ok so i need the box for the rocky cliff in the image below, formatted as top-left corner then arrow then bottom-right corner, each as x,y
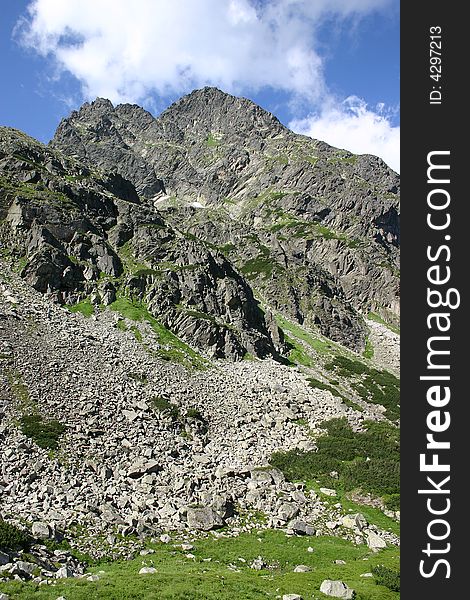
50,87 -> 400,353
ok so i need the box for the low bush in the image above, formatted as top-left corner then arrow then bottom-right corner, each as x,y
20,414 -> 66,450
0,519 -> 30,551
372,565 -> 400,592
270,417 -> 399,503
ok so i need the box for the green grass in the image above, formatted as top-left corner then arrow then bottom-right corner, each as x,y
363,338 -> 374,359
307,377 -> 362,412
275,315 -> 331,355
240,256 -> 277,280
206,133 -> 220,147
67,300 -> 95,318
0,529 -> 399,600
372,565 -> 400,592
151,396 -> 180,420
19,414 -> 67,450
324,357 -> 400,421
109,296 -> 208,369
285,335 -> 315,368
271,418 -> 400,508
368,312 -> 400,335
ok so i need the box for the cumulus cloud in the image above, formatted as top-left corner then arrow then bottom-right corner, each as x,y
17,0 -> 391,102
290,97 -> 400,172
16,0 -> 398,167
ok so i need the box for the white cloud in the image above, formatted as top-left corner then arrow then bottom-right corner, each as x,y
18,0 -> 392,102
290,96 -> 400,172
16,0 -> 398,168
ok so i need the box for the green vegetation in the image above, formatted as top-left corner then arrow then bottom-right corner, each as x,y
0,519 -> 30,551
206,133 -> 220,147
67,299 -> 95,318
325,356 -> 400,421
19,414 -> 67,450
271,417 -> 399,507
6,369 -> 66,450
109,296 -> 208,369
151,396 -> 180,420
372,565 -> 400,592
276,315 -> 331,355
307,377 -> 362,412
0,529 -> 399,600
0,175 -> 77,211
368,312 -> 400,335
363,337 -> 374,359
285,335 -> 314,368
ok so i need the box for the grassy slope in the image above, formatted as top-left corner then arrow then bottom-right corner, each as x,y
0,530 -> 399,600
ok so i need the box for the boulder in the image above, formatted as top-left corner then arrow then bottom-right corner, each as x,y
294,564 -> 311,572
320,580 -> 355,599
287,519 -> 316,536
32,521 -> 51,539
186,507 -> 224,531
366,530 -> 387,551
139,567 -> 157,574
341,513 -> 367,531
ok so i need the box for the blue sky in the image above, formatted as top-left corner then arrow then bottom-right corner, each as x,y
0,0 -> 399,171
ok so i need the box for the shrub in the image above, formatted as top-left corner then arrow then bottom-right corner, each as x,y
20,414 -> 66,450
151,396 -> 180,420
0,519 -> 30,551
270,417 -> 399,503
372,565 -> 400,592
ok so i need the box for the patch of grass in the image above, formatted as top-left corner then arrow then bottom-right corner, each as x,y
275,315 -> 331,355
0,529 -> 399,600
307,377 -> 362,412
372,565 -> 400,592
67,300 -> 95,318
324,357 -> 400,421
0,519 -> 30,551
109,296 -> 209,369
270,418 -> 399,506
130,325 -> 143,342
363,337 -> 374,359
151,396 -> 180,420
116,319 -> 128,331
285,335 -> 315,368
368,312 -> 400,335
240,255 -> 276,280
206,133 -> 220,147
20,414 -> 66,450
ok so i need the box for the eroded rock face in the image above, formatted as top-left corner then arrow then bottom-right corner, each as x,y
0,126 -> 283,360
51,87 -> 400,351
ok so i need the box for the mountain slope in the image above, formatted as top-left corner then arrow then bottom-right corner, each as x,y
52,87 -> 400,352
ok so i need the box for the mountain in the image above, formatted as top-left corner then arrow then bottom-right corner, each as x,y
0,89 -> 400,594
51,87 -> 400,353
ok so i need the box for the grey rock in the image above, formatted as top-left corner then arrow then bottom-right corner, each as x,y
293,564 -> 311,572
139,567 -> 157,574
320,580 -> 355,599
366,530 -> 387,551
186,507 -> 224,531
283,595 -> 303,600
287,519 -> 316,536
341,513 -> 367,531
32,521 -> 51,539
56,566 -> 74,578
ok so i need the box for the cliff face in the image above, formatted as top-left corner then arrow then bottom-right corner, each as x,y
1,87 -> 399,357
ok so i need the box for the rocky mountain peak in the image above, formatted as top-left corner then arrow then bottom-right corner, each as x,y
157,86 -> 287,139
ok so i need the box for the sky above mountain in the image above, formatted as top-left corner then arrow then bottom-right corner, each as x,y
0,0 -> 399,171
